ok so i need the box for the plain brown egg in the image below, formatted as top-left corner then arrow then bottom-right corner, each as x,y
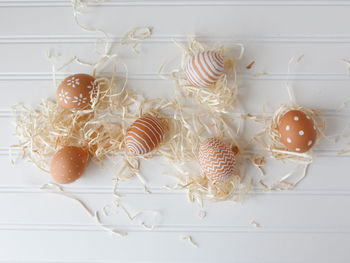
278,110 -> 317,153
57,74 -> 96,110
50,146 -> 88,184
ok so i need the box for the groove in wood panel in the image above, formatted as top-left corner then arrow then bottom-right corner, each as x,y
1,186 -> 350,196
0,72 -> 349,81
2,0 -> 350,7
0,223 -> 349,233
1,109 -> 349,118
3,35 -> 350,43
3,146 -> 350,157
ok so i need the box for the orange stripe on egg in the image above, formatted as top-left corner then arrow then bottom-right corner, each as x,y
185,51 -> 224,88
125,115 -> 165,155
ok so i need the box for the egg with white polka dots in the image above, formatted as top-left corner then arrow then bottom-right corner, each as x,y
50,146 -> 89,184
57,74 -> 96,109
278,110 -> 317,153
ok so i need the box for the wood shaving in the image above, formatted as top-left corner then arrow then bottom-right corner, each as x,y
198,210 -> 206,219
296,54 -> 304,63
252,103 -> 326,190
253,72 -> 267,78
155,37 -> 253,204
267,104 -> 325,163
121,26 -> 153,53
250,220 -> 260,227
259,180 -> 270,191
181,235 -> 198,248
246,61 -> 255,69
95,211 -> 127,237
338,149 -> 350,155
341,59 -> 350,76
40,182 -> 94,217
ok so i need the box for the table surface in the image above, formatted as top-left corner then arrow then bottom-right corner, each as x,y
1,1 -> 350,262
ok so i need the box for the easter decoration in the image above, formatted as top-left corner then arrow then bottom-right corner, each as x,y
254,57 -> 326,190
157,37 -> 255,205
11,0 -> 162,236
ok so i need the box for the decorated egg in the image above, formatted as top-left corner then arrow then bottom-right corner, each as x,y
278,110 -> 317,153
185,51 -> 224,88
57,74 -> 96,109
125,115 -> 166,155
198,138 -> 236,181
50,146 -> 88,184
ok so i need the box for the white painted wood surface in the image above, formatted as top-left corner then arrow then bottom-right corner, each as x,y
1,1 -> 350,262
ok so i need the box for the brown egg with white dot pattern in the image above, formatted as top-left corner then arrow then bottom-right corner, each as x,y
278,110 -> 317,153
50,146 -> 88,184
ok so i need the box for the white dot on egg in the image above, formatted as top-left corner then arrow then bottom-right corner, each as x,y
62,165 -> 65,168
287,138 -> 292,143
294,116 -> 299,121
70,157 -> 73,160
296,148 -> 301,152
69,170 -> 72,173
308,140 -> 313,146
299,130 -> 304,135
286,125 -> 290,131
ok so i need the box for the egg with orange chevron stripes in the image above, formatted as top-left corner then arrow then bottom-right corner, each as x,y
185,51 -> 224,88
125,114 -> 166,155
198,138 -> 237,181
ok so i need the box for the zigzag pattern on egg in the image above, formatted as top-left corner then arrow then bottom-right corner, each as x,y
185,51 -> 224,88
125,115 -> 165,155
198,138 -> 236,181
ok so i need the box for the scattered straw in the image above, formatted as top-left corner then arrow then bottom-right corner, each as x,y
198,210 -> 206,219
341,59 -> 350,76
95,211 -> 127,237
250,220 -> 260,228
267,104 -> 325,163
163,36 -> 243,114
40,182 -> 94,217
121,27 -> 153,53
156,37 -> 255,204
253,72 -> 267,78
181,235 -> 198,248
251,104 -> 326,190
103,200 -> 160,230
296,54 -> 304,63
246,61 -> 255,70
338,149 -> 350,155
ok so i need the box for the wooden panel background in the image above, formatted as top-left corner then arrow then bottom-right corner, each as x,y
1,1 -> 350,262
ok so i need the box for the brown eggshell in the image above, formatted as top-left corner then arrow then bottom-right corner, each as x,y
198,138 -> 236,181
185,51 -> 224,88
278,110 -> 317,153
57,74 -> 96,110
125,115 -> 166,155
50,146 -> 88,184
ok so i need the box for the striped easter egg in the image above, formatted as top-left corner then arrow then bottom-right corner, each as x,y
125,115 -> 166,155
185,51 -> 224,88
198,138 -> 236,181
